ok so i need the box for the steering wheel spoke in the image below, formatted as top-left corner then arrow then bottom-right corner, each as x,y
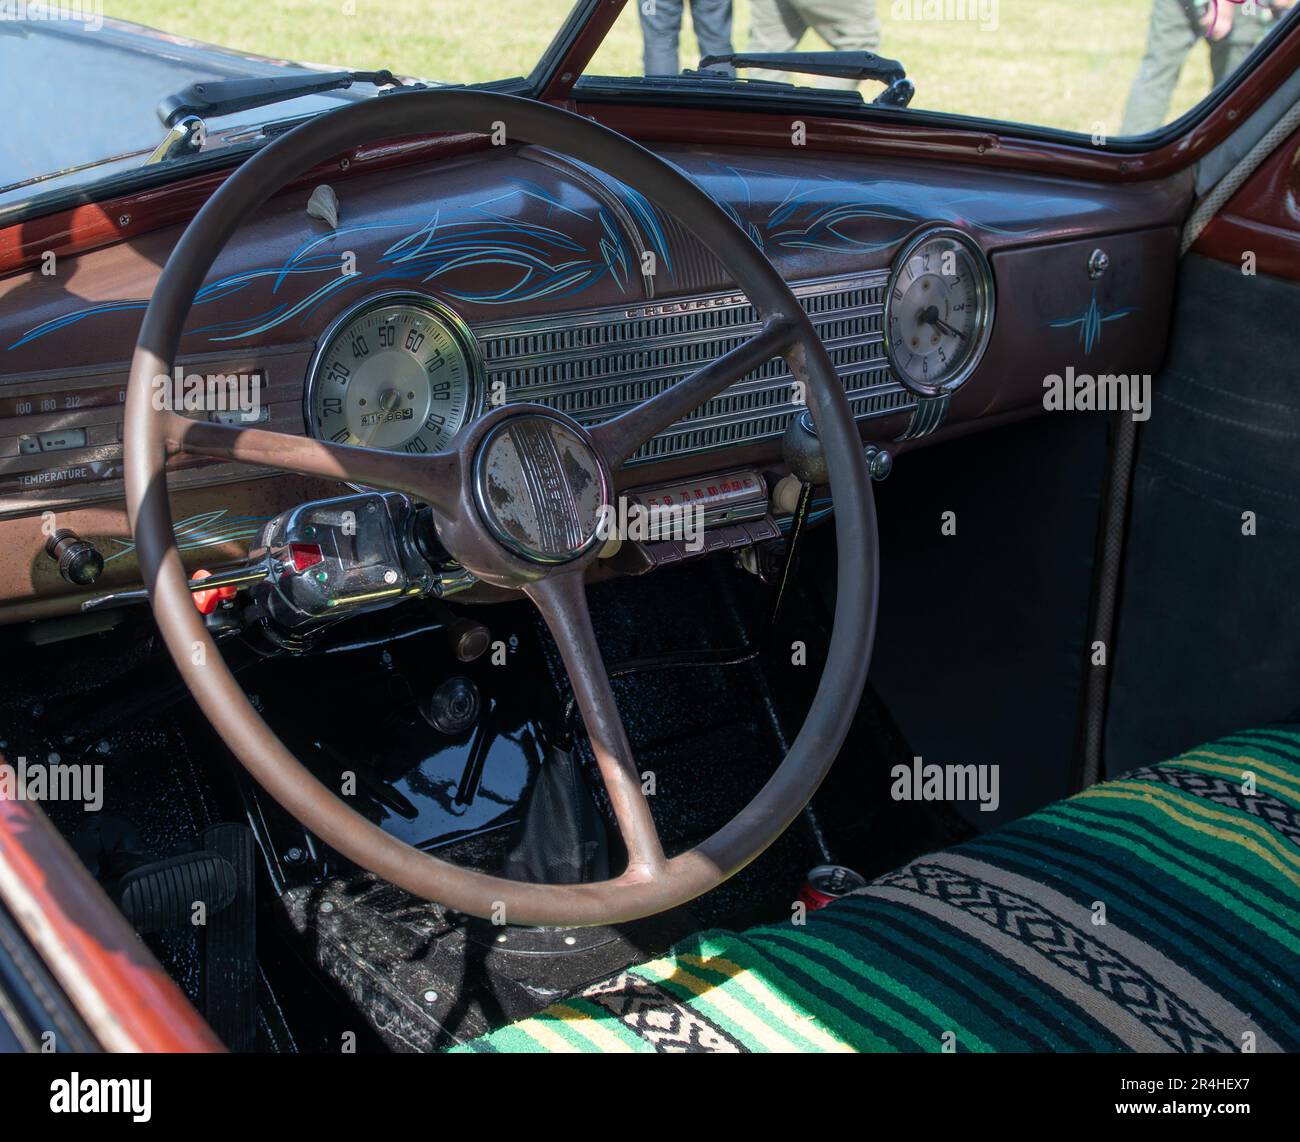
524,570 -> 666,878
160,411 -> 460,516
590,315 -> 796,469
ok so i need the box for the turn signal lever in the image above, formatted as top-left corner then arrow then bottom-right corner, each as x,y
81,490 -> 475,627
82,561 -> 272,614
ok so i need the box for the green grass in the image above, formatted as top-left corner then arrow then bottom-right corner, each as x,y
103,0 -> 1217,138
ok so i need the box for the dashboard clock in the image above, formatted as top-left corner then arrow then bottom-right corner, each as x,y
883,227 -> 995,398
306,292 -> 483,455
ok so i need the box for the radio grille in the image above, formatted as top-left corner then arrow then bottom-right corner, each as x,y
474,271 -> 910,465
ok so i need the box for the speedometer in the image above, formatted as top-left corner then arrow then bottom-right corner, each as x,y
883,228 -> 994,398
306,293 -> 483,455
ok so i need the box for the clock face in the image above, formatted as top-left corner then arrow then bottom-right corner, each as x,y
884,229 -> 994,397
307,295 -> 481,456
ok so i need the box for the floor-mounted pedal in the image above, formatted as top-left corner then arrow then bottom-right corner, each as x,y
116,850 -> 238,934
201,823 -> 258,1053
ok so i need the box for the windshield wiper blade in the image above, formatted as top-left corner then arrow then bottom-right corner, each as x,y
157,69 -> 411,128
696,51 -> 914,106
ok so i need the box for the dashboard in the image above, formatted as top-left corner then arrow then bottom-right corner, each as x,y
0,141 -> 1188,620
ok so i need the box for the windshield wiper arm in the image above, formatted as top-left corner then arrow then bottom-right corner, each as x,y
157,69 -> 411,128
696,51 -> 914,106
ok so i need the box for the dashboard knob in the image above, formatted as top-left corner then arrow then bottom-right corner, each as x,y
864,445 -> 893,482
44,529 -> 104,587
772,474 -> 804,516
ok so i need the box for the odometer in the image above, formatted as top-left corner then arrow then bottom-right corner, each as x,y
306,293 -> 482,455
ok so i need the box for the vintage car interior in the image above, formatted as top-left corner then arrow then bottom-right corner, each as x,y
0,0 -> 1298,1060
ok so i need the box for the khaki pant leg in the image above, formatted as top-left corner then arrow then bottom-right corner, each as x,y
1119,0 -> 1200,135
747,0 -> 807,83
792,0 -> 882,91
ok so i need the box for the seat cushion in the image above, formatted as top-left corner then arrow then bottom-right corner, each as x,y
457,727 -> 1300,1052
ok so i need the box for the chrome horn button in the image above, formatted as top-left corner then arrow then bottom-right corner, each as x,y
472,412 -> 610,565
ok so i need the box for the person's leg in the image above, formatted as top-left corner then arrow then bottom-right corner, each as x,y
1119,0 -> 1200,136
689,0 -> 736,74
794,0 -> 882,91
747,0 -> 806,84
641,0 -> 687,76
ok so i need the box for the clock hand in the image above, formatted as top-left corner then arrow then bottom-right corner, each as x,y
919,305 -> 966,342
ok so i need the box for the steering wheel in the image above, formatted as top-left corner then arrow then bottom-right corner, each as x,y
124,91 -> 879,927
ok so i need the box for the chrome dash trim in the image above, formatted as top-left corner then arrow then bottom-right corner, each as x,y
472,270 -> 911,466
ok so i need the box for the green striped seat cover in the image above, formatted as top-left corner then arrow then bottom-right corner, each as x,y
458,727 -> 1300,1052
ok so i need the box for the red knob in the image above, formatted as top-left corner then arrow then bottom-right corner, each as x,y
191,569 -> 237,615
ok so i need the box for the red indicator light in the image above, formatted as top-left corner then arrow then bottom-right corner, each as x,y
289,543 -> 324,572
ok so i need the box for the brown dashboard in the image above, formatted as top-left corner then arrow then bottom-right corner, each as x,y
0,141 -> 1189,621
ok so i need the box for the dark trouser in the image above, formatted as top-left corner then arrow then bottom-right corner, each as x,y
1120,0 -> 1269,136
640,0 -> 735,76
